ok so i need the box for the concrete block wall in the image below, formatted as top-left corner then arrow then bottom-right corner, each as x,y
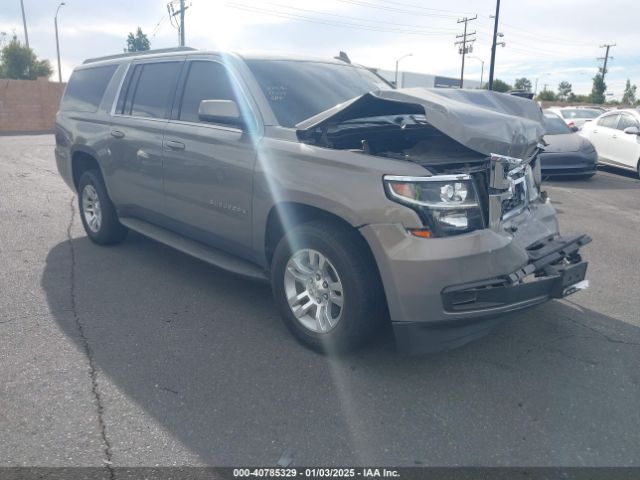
0,77 -> 66,133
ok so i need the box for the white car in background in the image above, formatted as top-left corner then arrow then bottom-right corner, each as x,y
580,109 -> 640,177
546,107 -> 602,130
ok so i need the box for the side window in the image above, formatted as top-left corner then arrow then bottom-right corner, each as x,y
60,65 -> 117,112
598,114 -> 619,129
120,62 -> 181,119
178,61 -> 237,123
617,114 -> 639,131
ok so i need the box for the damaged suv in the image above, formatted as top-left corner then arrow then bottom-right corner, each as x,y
55,48 -> 591,353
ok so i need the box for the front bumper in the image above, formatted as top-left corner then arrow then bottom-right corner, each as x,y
360,200 -> 591,353
393,234 -> 591,354
539,151 -> 598,177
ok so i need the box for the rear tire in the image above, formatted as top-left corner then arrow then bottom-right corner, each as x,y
271,221 -> 386,354
77,170 -> 128,245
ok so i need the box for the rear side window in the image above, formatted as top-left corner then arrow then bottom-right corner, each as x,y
598,114 -> 619,128
117,62 -> 181,119
178,61 -> 236,123
60,65 -> 117,112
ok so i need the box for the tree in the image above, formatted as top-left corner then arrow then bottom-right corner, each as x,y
557,81 -> 572,102
0,35 -> 52,80
536,89 -> 556,101
125,27 -> 150,53
621,79 -> 637,106
514,77 -> 532,91
590,74 -> 606,104
484,78 -> 512,92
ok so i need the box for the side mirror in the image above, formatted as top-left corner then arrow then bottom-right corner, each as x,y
570,125 -> 579,132
623,126 -> 640,135
198,100 -> 243,127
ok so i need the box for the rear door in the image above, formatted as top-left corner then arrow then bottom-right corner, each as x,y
161,58 -> 259,257
107,59 -> 183,222
609,113 -> 640,169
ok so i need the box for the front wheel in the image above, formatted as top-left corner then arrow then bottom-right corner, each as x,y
271,221 -> 386,353
77,170 -> 128,245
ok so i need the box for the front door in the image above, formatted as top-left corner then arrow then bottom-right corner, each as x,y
161,59 -> 257,258
609,113 -> 640,169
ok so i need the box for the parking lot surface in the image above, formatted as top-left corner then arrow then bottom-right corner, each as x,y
1,134 -> 639,467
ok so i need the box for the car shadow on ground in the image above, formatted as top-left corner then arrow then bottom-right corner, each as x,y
543,166 -> 639,191
41,232 -> 640,466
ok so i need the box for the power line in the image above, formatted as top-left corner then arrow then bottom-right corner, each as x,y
263,2 -> 458,32
334,0 -> 463,19
224,3 -> 456,36
455,15 -> 477,88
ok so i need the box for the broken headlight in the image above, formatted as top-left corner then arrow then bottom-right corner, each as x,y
383,174 -> 484,237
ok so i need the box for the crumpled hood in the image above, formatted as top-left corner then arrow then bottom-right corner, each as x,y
296,88 -> 545,159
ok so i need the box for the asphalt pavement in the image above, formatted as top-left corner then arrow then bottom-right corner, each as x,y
1,134 -> 639,467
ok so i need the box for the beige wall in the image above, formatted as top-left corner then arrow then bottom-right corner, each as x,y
0,77 -> 66,133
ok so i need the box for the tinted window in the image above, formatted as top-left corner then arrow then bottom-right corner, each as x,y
617,114 -> 639,130
178,61 -> 236,123
561,108 -> 601,119
126,62 -> 181,119
245,60 -> 392,127
598,114 -> 619,128
544,113 -> 572,135
60,65 -> 117,112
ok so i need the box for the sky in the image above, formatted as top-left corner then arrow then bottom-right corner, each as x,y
1,0 -> 638,99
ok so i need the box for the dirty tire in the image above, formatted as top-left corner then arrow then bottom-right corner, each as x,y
271,220 -> 386,354
77,169 -> 128,245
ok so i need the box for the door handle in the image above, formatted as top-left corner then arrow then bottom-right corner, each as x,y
110,129 -> 125,139
612,134 -> 617,139
165,140 -> 185,150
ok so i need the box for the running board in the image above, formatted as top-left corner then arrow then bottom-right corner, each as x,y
119,217 -> 269,282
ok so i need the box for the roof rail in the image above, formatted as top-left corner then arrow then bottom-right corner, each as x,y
82,47 -> 197,65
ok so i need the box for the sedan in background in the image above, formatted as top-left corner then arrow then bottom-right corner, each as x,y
580,109 -> 640,177
546,107 -> 602,130
539,111 -> 598,178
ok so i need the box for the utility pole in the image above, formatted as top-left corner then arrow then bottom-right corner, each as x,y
488,0 -> 501,90
597,43 -> 616,82
455,15 -> 477,89
20,0 -> 29,48
168,0 -> 189,46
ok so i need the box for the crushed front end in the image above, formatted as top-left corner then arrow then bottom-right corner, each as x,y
297,88 -> 591,353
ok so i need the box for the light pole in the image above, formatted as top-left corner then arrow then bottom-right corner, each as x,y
394,53 -> 412,88
467,55 -> 484,87
20,0 -> 29,48
54,2 -> 65,83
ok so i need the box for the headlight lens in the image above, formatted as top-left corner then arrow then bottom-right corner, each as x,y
384,175 -> 484,237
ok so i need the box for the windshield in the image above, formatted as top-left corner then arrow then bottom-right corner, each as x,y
245,59 -> 392,127
560,108 -> 601,119
544,114 -> 572,134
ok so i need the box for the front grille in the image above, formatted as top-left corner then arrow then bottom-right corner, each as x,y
502,172 -> 527,216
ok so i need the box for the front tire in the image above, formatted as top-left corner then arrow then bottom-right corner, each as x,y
271,221 -> 386,353
77,170 -> 128,245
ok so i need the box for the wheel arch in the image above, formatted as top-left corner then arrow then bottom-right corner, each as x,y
71,147 -> 103,191
263,202 -> 379,277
